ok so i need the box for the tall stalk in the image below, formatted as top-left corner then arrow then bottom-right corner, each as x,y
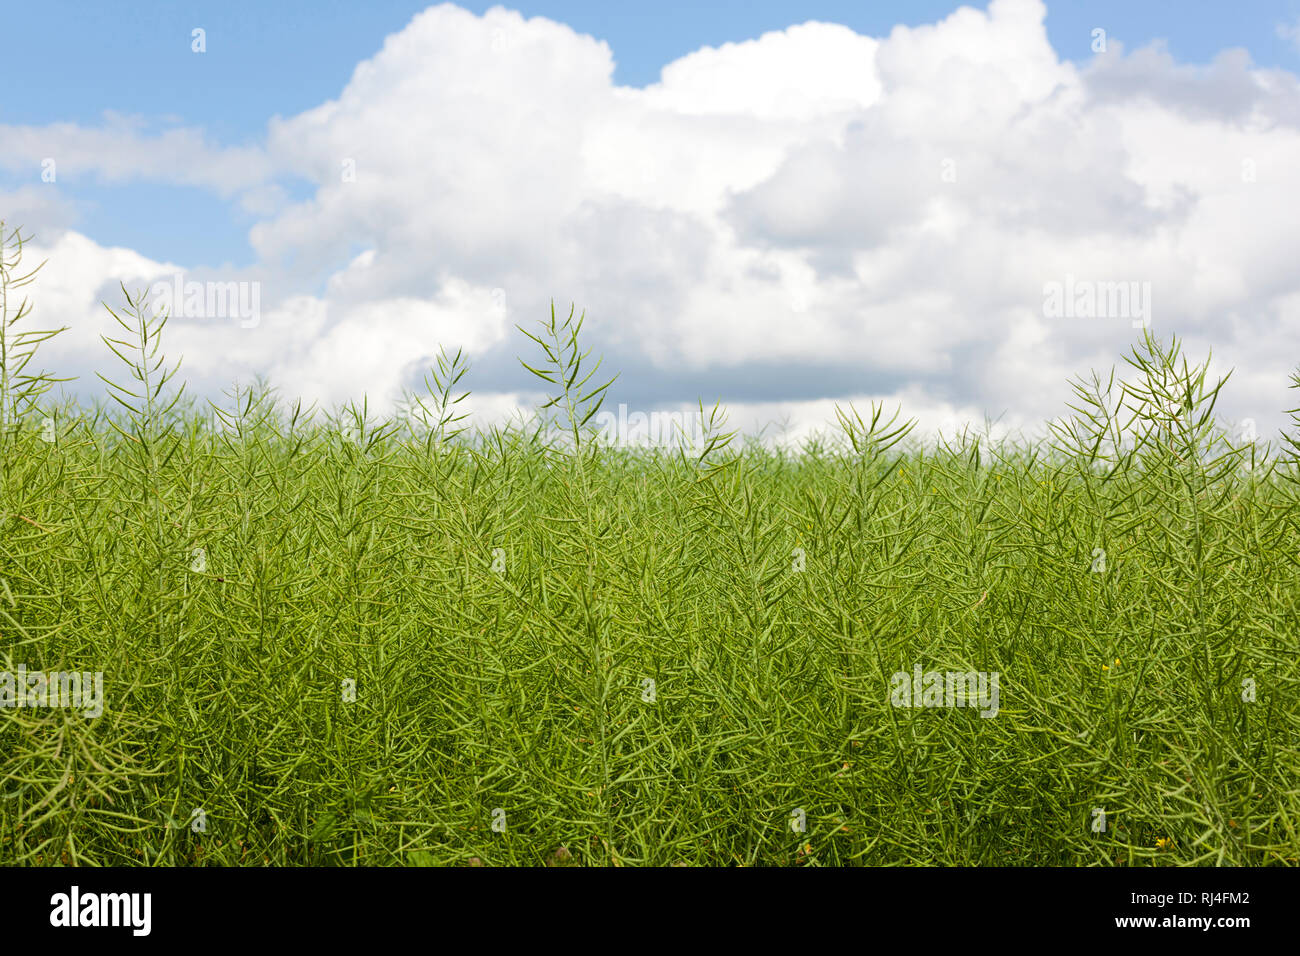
0,222 -> 69,483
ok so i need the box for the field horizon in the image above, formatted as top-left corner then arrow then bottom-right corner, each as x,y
2,230 -> 1297,866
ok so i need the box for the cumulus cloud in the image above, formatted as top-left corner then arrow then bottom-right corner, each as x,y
8,0 -> 1300,441
0,187 -> 81,236
1083,41 -> 1300,127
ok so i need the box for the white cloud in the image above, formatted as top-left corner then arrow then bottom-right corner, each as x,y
0,187 -> 81,236
266,279 -> 510,408
9,0 -> 1300,442
639,20 -> 882,120
0,111 -> 273,196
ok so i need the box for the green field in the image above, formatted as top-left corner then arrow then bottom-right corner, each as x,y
1,233 -> 1298,866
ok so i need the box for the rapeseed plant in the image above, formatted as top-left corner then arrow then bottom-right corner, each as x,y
0,233 -> 1296,866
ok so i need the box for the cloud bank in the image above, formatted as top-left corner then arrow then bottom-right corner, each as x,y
5,0 -> 1300,444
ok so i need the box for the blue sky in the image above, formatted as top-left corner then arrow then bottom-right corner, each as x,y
6,0 -> 1300,268
5,0 -> 1300,441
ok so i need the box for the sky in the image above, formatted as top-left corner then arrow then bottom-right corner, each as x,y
4,0 -> 1300,444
